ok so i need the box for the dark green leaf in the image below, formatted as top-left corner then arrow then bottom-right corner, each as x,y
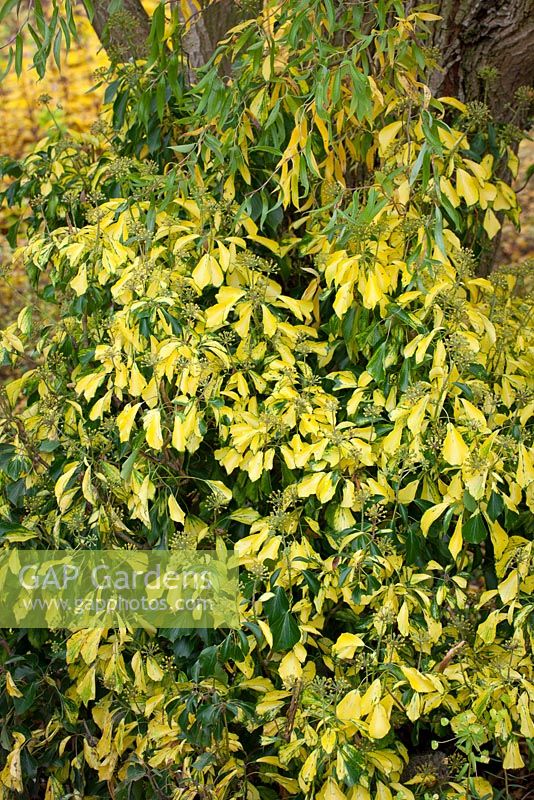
463,513 -> 487,544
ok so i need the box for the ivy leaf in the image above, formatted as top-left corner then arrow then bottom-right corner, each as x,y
367,341 -> 387,383
463,513 -> 487,544
264,587 -> 301,651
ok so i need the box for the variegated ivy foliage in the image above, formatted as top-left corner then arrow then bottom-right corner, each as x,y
0,3 -> 533,800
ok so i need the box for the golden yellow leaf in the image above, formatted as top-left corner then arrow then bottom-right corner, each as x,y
378,121 -> 403,156
477,609 -> 502,644
406,692 -> 422,722
54,463 -> 79,510
438,96 -> 467,112
279,651 -> 303,685
498,570 -> 518,604
517,444 -> 533,488
488,518 -> 508,560
257,619 -> 273,649
362,271 -> 382,309
332,632 -> 365,659
318,777 -> 346,800
172,415 -> 186,452
368,702 -> 390,738
471,779 -> 493,799
129,363 -> 147,396
518,692 -> 534,738
89,389 -> 112,421
146,656 -> 164,681
321,729 -> 336,754
80,629 -> 102,665
5,672 -> 23,698
116,402 -> 142,443
442,423 -> 470,465
246,451 -> 264,482
483,208 -> 500,239
456,168 -> 479,206
406,395 -> 429,435
70,263 -> 88,296
415,330 -> 437,364
223,174 -> 235,201
262,54 -> 273,81
76,666 -> 96,705
448,516 -> 463,559
300,749 -> 320,786
192,253 -> 223,290
168,495 -> 185,524
247,234 -> 281,254
316,472 -> 337,503
401,666 -> 437,693
503,739 -> 524,770
375,781 -> 393,800
262,305 -> 278,336
349,786 -> 371,800
396,179 -> 410,206
413,11 -> 442,20
81,466 -> 97,505
420,501 -> 449,536
75,371 -> 106,401
144,409 -> 164,450
397,601 -> 410,636
398,480 -> 419,504
440,175 -> 460,207
1,734 -> 24,791
459,398 -> 488,431
336,690 -> 362,722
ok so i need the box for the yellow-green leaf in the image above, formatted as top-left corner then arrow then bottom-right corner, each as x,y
368,702 -> 390,739
144,409 -> 163,450
168,494 -> 185,524
116,402 -> 142,443
442,423 -> 469,465
503,739 -> 524,770
5,672 -> 23,698
336,690 -> 362,722
378,121 -> 403,156
483,208 -> 500,239
401,666 -> 437,693
192,253 -> 223,290
76,667 -> 96,705
332,632 -> 365,659
448,516 -> 463,559
456,168 -> 479,206
318,777 -> 347,800
70,263 -> 88,296
420,501 -> 449,536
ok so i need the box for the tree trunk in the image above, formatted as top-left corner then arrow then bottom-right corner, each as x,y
180,0 -> 239,75
90,0 -> 152,62
426,0 -> 534,274
88,1 -> 534,106
88,0 -> 253,73
429,0 -> 534,123
179,0 -> 261,79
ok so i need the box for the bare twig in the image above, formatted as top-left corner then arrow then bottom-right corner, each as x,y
436,640 -> 466,673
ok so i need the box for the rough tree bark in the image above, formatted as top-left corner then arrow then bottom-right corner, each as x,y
90,0 -> 152,61
180,0 -> 247,76
87,0 -> 247,67
429,0 -> 534,122
428,0 -> 534,274
88,1 -> 534,106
